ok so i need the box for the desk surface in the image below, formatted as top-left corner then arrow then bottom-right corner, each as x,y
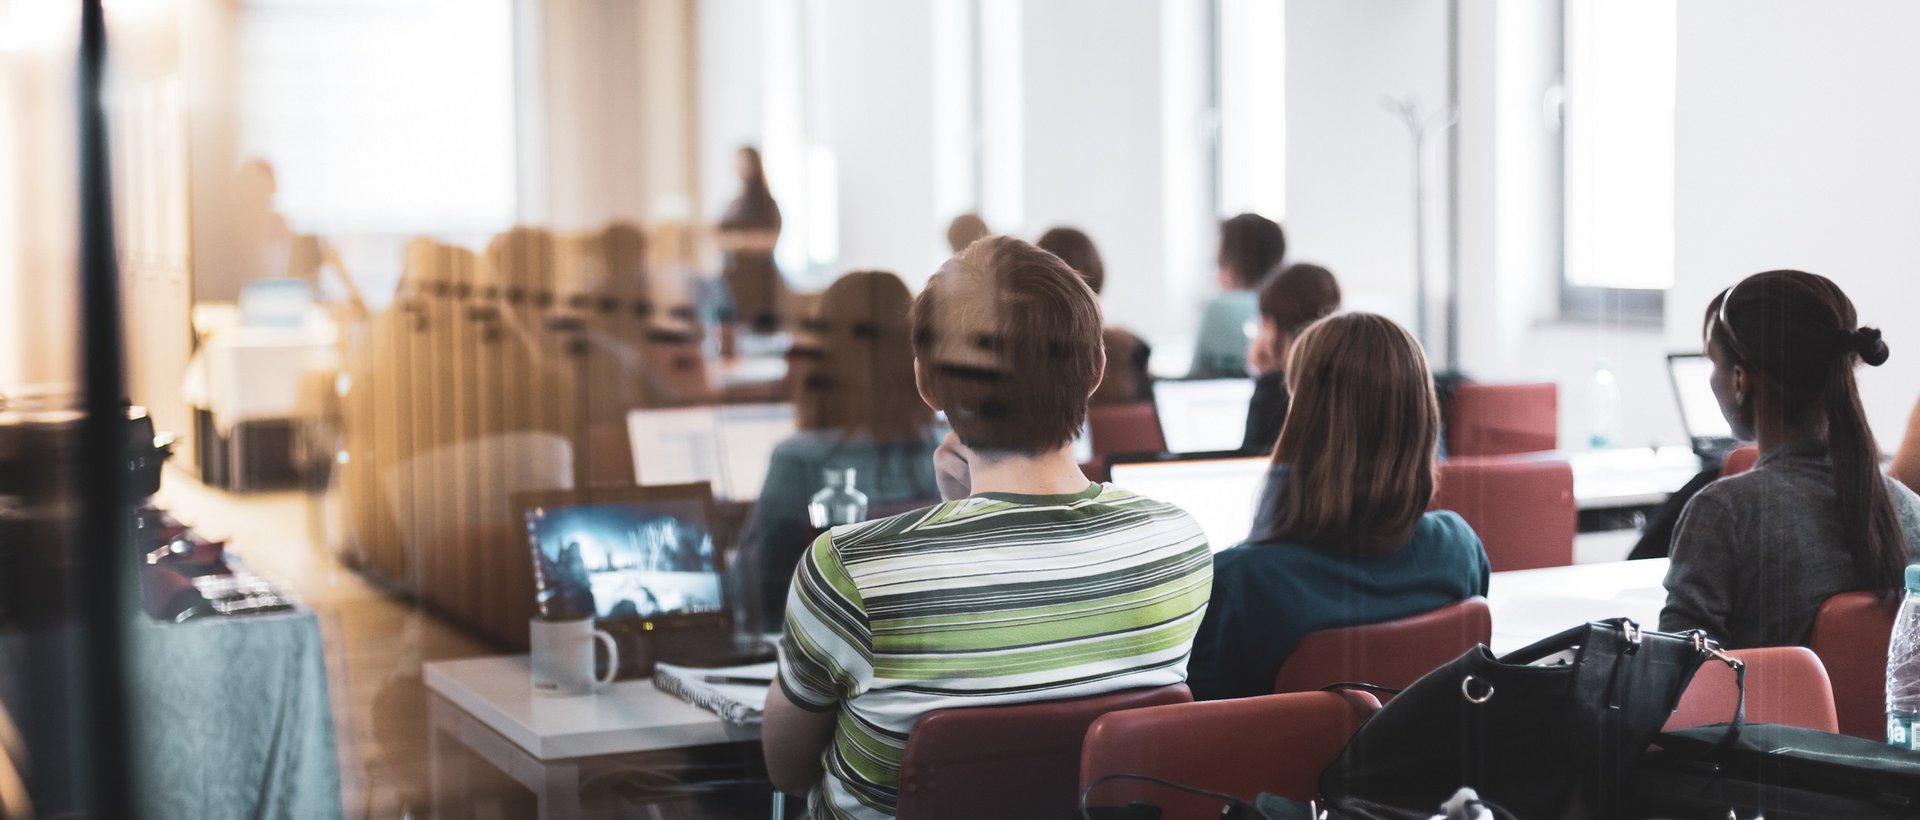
1564,446 -> 1702,510
424,656 -> 760,761
1487,558 -> 1669,654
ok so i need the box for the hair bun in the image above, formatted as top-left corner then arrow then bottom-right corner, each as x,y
1851,326 -> 1890,366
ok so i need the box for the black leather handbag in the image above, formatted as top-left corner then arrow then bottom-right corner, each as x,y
1317,618 -> 1741,820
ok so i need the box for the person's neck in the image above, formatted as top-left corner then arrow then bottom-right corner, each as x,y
1753,408 -> 1827,457
968,446 -> 1095,497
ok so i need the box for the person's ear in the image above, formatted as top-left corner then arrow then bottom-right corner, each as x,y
914,359 -> 943,412
1088,344 -> 1107,398
1730,364 -> 1749,407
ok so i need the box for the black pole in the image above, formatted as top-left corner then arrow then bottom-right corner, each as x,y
76,1 -> 136,817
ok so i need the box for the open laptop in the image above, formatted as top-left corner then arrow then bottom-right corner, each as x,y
1153,378 -> 1256,454
1665,353 -> 1740,463
516,483 -> 772,676
1108,452 -> 1269,552
626,403 -> 796,501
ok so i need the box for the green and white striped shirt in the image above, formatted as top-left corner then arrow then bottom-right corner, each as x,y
777,483 -> 1213,819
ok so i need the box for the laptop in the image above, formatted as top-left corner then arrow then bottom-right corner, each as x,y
516,483 -> 773,676
626,403 -> 796,501
1152,378 -> 1256,454
1665,353 -> 1740,463
1108,452 -> 1270,552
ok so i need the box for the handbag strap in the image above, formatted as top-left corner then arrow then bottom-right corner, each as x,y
1319,681 -> 1404,699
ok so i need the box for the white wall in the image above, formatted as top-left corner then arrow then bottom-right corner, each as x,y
1284,0 -> 1452,341
1674,0 -> 1920,453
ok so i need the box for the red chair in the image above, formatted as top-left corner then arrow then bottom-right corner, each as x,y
1080,690 -> 1380,817
1665,647 -> 1839,733
1721,444 -> 1760,477
1088,402 -> 1167,463
1273,597 -> 1492,696
1810,590 -> 1900,739
1432,458 -> 1576,571
1447,382 -> 1558,456
895,683 -> 1191,819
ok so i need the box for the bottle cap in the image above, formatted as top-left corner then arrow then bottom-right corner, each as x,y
1907,563 -> 1920,593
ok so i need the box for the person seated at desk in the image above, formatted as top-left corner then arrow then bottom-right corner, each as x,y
760,237 -> 1213,819
1240,263 -> 1342,455
737,271 -> 940,634
1660,271 -> 1920,648
1036,226 -> 1152,405
1187,312 -> 1490,702
1190,213 -> 1286,379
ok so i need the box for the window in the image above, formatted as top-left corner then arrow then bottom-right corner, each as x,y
1215,0 -> 1285,222
1561,0 -> 1675,323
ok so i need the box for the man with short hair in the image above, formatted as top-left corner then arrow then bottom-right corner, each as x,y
761,237 -> 1213,819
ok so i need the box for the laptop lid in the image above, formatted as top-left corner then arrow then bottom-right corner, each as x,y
1665,353 -> 1737,458
1108,452 -> 1269,552
1152,378 -> 1256,454
515,483 -> 731,633
626,403 -> 796,501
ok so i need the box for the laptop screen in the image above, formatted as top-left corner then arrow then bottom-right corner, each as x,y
1109,456 -> 1269,552
521,488 -> 727,623
627,403 -> 797,501
1666,354 -> 1734,442
1152,379 -> 1256,454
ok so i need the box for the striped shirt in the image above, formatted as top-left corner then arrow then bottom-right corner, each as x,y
776,483 -> 1213,819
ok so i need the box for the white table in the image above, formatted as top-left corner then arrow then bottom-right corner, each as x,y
1487,558 -> 1670,654
424,656 -> 767,819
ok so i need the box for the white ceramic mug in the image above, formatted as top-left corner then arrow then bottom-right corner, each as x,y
529,616 -> 619,696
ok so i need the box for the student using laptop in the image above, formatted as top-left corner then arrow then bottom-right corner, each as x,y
736,271 -> 940,633
1190,213 -> 1286,379
1240,262 -> 1341,455
1187,312 -> 1489,702
1661,271 -> 1920,648
761,237 -> 1213,819
1037,225 -> 1152,405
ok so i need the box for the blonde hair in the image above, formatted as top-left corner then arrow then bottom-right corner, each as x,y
1256,313 -> 1438,556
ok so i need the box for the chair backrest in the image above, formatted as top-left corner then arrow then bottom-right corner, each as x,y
1447,381 -> 1558,457
1272,597 -> 1492,695
895,683 -> 1192,820
1081,690 -> 1380,816
1721,444 -> 1760,477
1087,402 -> 1167,464
1811,590 -> 1900,738
1666,646 -> 1838,733
1432,458 -> 1576,571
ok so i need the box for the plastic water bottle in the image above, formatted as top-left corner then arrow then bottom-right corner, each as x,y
1887,565 -> 1920,748
807,467 -> 868,529
1589,358 -> 1621,449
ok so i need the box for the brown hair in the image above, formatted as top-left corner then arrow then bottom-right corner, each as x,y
1259,263 -> 1342,334
795,271 -> 930,440
1036,226 -> 1106,294
910,236 -> 1104,454
1708,270 -> 1902,590
1219,212 -> 1287,289
946,213 -> 991,255
1253,313 -> 1438,556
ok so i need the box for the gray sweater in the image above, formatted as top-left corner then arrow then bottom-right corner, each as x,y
1660,440 -> 1920,648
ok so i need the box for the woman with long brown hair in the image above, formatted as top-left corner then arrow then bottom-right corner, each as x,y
1186,312 -> 1489,701
737,270 -> 940,632
1661,270 -> 1920,648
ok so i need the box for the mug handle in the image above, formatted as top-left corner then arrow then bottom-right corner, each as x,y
592,630 -> 620,687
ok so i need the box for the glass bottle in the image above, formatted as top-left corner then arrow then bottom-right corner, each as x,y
807,467 -> 868,529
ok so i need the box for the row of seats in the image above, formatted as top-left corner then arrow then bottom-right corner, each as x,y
896,646 -> 1846,818
888,581 -> 1893,817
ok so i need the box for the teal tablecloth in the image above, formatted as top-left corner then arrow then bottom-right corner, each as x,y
131,610 -> 341,820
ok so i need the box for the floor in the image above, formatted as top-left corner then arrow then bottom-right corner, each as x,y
157,467 -> 493,819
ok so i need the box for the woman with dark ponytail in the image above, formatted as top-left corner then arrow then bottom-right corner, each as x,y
1661,270 -> 1920,648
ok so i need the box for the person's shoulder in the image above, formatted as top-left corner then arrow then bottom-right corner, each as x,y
1889,476 -> 1920,531
770,429 -> 836,459
1415,509 -> 1480,545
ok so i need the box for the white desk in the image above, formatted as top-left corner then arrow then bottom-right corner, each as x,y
424,656 -> 766,819
1487,558 -> 1670,654
1565,446 -> 1703,511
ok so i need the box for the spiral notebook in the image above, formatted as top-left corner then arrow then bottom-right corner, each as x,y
652,661 -> 775,725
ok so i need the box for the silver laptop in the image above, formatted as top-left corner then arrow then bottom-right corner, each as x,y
1109,454 -> 1269,552
626,403 -> 797,501
1665,353 -> 1739,462
1152,378 -> 1256,454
